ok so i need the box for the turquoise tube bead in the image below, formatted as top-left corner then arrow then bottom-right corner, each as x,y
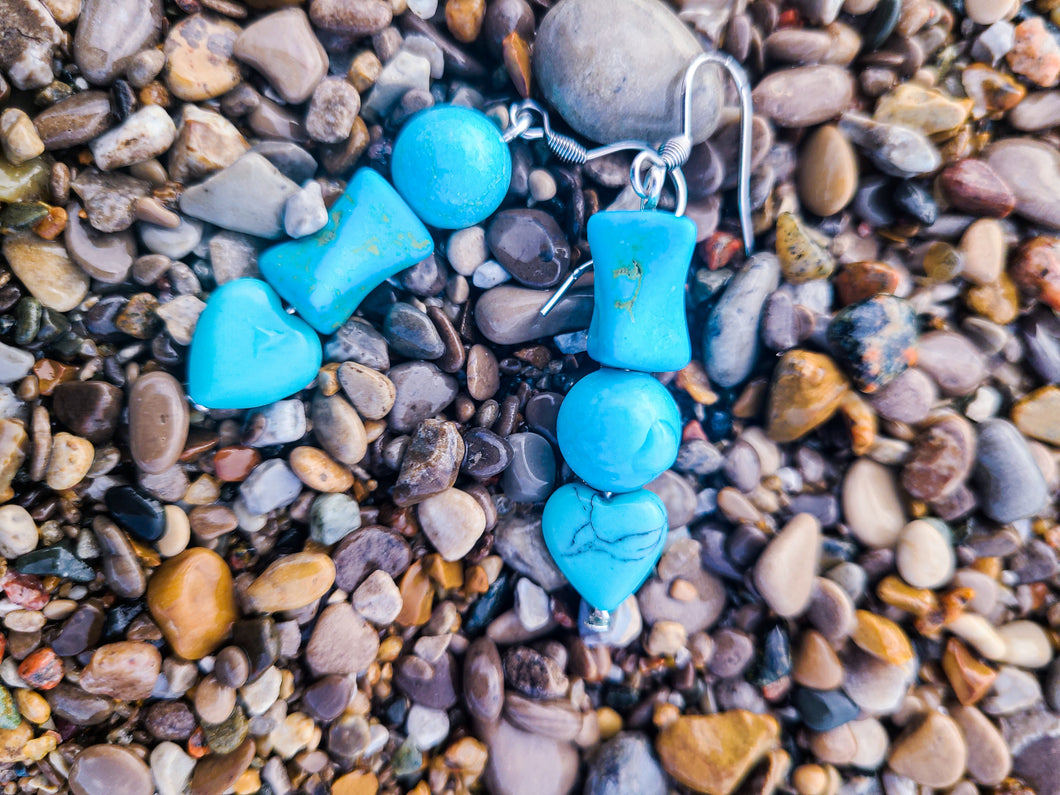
543,482 -> 668,612
258,168 -> 434,334
390,105 -> 512,229
556,368 -> 681,493
187,279 -> 322,410
586,210 -> 697,372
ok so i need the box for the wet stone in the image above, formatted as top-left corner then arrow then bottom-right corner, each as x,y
52,381 -> 123,444
332,525 -> 411,591
534,0 -> 721,144
234,8 -> 328,105
384,302 -> 445,360
975,419 -> 1048,523
69,745 -> 152,795
462,427 -> 513,480
73,0 -> 163,85
387,361 -> 459,432
105,485 -> 165,541
501,432 -> 556,503
394,419 -> 464,506
487,209 -> 571,288
752,66 -> 856,127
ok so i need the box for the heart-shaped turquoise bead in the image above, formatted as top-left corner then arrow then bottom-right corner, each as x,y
259,168 -> 434,334
543,482 -> 668,612
187,278 -> 322,410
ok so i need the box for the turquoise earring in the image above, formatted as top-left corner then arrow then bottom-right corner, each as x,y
186,18 -> 757,633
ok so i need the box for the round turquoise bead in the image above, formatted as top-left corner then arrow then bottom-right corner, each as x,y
390,105 -> 512,230
556,368 -> 681,493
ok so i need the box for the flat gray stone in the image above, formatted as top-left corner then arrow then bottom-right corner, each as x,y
179,153 -> 299,239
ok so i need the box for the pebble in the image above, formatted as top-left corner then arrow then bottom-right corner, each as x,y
68,745 -> 152,795
986,138 -> 1060,229
775,214 -> 835,283
534,0 -> 720,144
974,419 -> 1048,523
45,432 -> 93,491
150,743 -> 195,795
655,711 -> 780,795
233,9 -> 328,104
73,0 -> 163,85
794,629 -> 844,690
997,620 -> 1053,668
1013,386 -> 1060,446
50,381 -> 120,443
2,233 -> 89,312
387,362 -> 459,432
705,253 -> 780,387
501,432 -> 556,503
0,505 -> 35,558
797,125 -> 857,216
305,601 -> 378,676
476,284 -> 593,345
129,371 -> 189,475
169,105 -> 248,184
239,459 -> 303,516
306,78 -> 361,144
479,717 -> 579,795
1008,17 -> 1060,87
901,413 -> 975,502
752,66 -> 856,127
180,153 -> 300,240
80,641 -> 160,701
284,181 -> 329,239
353,570 -> 402,625
766,350 -> 849,442
951,706 -> 1011,786
841,647 -> 914,714
487,209 -> 570,288
308,492 -> 360,545
895,520 -> 953,589
888,712 -> 967,788
915,330 -> 988,397
0,0 -> 63,90
245,552 -> 336,613
939,159 -> 1015,218
585,732 -> 666,795
384,302 -> 445,359
393,419 -> 463,505
90,106 -> 177,172
146,548 -> 237,660
0,109 -> 43,165
418,488 -> 486,561
839,113 -> 941,178
827,294 -> 917,392
33,92 -> 114,150
753,513 -> 820,617
163,14 -> 242,102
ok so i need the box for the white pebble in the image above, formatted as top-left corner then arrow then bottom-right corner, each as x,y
997,620 -> 1053,669
284,181 -> 329,239
528,169 -> 558,202
406,0 -> 438,18
353,570 -> 403,626
895,519 -> 954,589
472,260 -> 511,289
406,704 -> 450,750
0,504 -> 37,558
446,226 -> 488,276
515,578 -> 551,632
240,665 -> 283,716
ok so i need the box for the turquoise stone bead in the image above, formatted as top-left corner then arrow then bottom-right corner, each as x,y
556,368 -> 681,493
390,105 -> 512,230
587,210 -> 697,372
543,482 -> 667,612
258,167 -> 434,334
187,278 -> 322,410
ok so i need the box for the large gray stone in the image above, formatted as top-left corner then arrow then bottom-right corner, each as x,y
179,154 -> 299,239
534,0 -> 721,145
73,0 -> 163,84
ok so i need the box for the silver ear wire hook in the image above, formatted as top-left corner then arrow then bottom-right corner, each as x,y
665,51 -> 756,256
